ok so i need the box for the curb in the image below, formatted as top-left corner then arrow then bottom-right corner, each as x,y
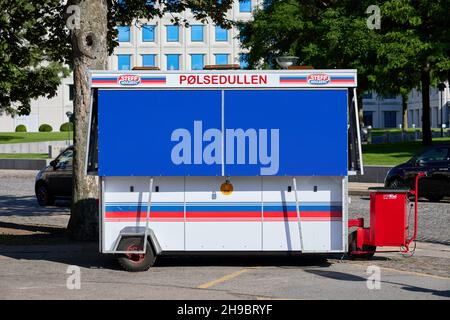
0,159 -> 50,170
349,190 -> 371,197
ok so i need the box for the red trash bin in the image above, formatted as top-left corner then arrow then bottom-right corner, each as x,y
369,188 -> 410,246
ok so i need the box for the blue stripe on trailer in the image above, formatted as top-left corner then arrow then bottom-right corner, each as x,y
105,204 -> 342,212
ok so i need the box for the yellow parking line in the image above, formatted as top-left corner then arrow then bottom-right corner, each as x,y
198,268 -> 257,289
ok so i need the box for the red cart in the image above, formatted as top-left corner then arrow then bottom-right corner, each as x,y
348,173 -> 425,258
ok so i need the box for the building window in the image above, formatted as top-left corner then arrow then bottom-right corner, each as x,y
191,54 -> 205,70
191,25 -> 204,42
117,26 -> 130,42
166,25 -> 179,42
215,54 -> 229,65
240,53 -> 249,69
142,25 -> 155,42
68,84 -> 74,101
166,54 -> 180,70
384,111 -> 397,128
215,26 -> 228,42
142,54 -> 156,67
118,54 -> 131,70
239,0 -> 251,12
363,111 -> 373,127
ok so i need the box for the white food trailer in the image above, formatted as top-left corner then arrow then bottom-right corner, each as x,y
87,69 -> 365,271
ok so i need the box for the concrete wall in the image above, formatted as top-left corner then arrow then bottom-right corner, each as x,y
0,159 -> 49,170
0,141 -> 71,154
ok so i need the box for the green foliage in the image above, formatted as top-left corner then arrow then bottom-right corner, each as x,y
239,0 -> 450,93
238,0 -> 380,91
15,124 -> 27,132
369,0 -> 450,97
39,124 -> 53,132
60,122 -> 73,132
0,0 -> 232,116
0,0 -> 71,116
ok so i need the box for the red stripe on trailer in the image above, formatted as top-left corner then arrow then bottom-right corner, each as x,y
104,211 -> 184,219
92,80 -> 116,84
104,210 -> 342,221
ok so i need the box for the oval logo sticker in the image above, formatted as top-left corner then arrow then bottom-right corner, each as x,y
118,75 -> 141,86
307,73 -> 330,85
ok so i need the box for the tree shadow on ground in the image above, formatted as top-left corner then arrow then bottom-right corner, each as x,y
0,195 -> 70,217
304,269 -> 450,298
0,224 -> 332,270
0,135 -> 24,143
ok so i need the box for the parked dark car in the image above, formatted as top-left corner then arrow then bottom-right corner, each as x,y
384,144 -> 450,202
35,146 -> 73,206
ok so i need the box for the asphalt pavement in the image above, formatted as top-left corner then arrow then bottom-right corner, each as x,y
0,170 -> 449,300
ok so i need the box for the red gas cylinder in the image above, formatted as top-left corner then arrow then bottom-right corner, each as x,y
368,188 -> 409,246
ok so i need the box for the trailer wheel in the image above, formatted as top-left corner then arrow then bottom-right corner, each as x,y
117,238 -> 156,272
348,231 -> 376,260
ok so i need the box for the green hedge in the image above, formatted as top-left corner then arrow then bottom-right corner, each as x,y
60,122 -> 73,132
15,124 -> 27,132
38,124 -> 53,132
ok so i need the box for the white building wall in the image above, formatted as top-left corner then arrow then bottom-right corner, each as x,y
407,84 -> 450,129
362,81 -> 450,129
361,92 -> 403,128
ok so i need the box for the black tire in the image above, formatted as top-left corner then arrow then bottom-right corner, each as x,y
117,238 -> 156,272
36,184 -> 54,206
348,231 -> 376,260
426,195 -> 443,203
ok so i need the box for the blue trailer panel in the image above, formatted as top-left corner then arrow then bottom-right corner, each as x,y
223,90 -> 347,176
97,88 -> 347,176
98,89 -> 222,176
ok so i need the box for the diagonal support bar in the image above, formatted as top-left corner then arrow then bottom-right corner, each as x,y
292,177 -> 304,251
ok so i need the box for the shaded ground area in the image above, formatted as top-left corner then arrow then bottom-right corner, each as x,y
0,242 -> 448,300
0,170 -> 449,299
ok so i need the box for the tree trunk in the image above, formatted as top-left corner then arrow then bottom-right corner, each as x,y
421,69 -> 432,146
401,93 -> 408,130
67,0 -> 108,240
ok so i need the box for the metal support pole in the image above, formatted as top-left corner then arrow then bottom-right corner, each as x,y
143,177 -> 154,253
441,90 -> 444,137
292,177 -> 304,251
353,88 -> 364,175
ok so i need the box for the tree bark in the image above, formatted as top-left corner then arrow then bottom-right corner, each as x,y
421,69 -> 432,146
67,0 -> 108,240
401,92 -> 408,130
